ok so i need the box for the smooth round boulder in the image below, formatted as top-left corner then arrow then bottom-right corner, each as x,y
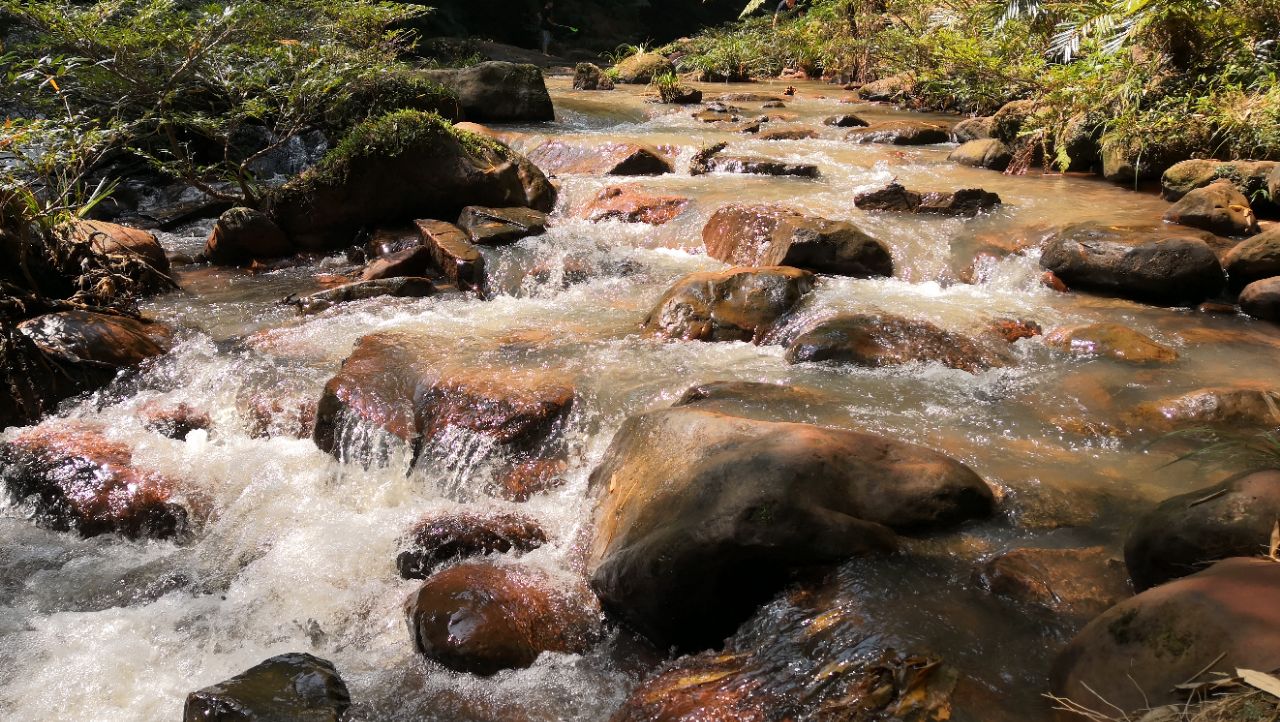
1161,159 -> 1279,216
1223,227 -> 1280,288
73,220 -> 171,281
203,207 -> 293,265
952,116 -> 993,142
1039,224 -> 1225,306
1239,276 -> 1280,322
1051,558 -> 1280,714
1163,180 -> 1260,237
572,62 -> 614,90
784,313 -> 1011,374
1126,470 -> 1280,591
643,266 -> 814,343
420,62 -> 553,123
184,653 -> 350,722
588,402 -> 994,649
990,99 -> 1037,144
612,52 -> 674,84
823,114 -> 868,128
948,138 -> 1012,171
396,512 -> 547,579
1126,385 -> 1280,433
18,310 -> 173,368
702,204 -> 893,278
1044,323 -> 1177,363
404,563 -> 599,675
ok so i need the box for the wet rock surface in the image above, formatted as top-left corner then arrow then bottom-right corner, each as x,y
184,652 -> 350,722
1125,469 -> 1280,590
581,185 -> 689,225
0,422 -> 192,539
855,182 -> 1001,216
404,563 -> 599,675
18,310 -> 173,369
204,206 -> 293,265
784,313 -> 1012,373
690,143 -> 819,177
1223,227 -> 1280,288
396,512 -> 547,579
1163,179 -> 1260,237
846,120 -> 950,145
413,219 -> 485,294
572,62 -> 613,90
288,277 -> 436,315
702,204 -> 893,277
138,401 -> 212,439
823,113 -> 868,127
643,266 -> 814,342
974,547 -> 1130,619
527,140 -> 672,176
588,399 -> 994,649
1240,276 -> 1280,322
1052,558 -> 1280,714
457,206 -> 548,246
1124,385 -> 1280,433
948,138 -> 1013,171
1044,323 -> 1178,363
1161,159 -> 1279,216
73,221 -> 171,281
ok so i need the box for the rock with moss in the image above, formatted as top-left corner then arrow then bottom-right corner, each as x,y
990,99 -> 1037,144
266,110 -> 554,250
326,70 -> 462,128
421,61 -> 553,123
1161,159 -> 1280,217
612,52 -> 674,84
572,62 -> 613,90
857,72 -> 915,101
948,139 -> 1013,171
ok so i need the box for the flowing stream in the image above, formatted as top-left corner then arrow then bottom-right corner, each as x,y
2,77 -> 1278,720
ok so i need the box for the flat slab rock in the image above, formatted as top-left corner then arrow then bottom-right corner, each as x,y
0,421 -> 193,539
1123,385 -> 1280,433
1044,323 -> 1177,363
287,277 -> 435,315
973,546 -> 1131,619
580,185 -> 689,225
689,142 -> 818,177
846,120 -> 950,145
457,205 -> 548,246
526,139 -> 672,176
184,653 -> 350,722
702,204 -> 893,278
314,332 -> 574,462
783,312 -> 1012,374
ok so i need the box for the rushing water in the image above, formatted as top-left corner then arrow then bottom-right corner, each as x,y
3,76 -> 1278,720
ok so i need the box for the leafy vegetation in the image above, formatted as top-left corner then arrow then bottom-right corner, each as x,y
682,0 -> 1280,172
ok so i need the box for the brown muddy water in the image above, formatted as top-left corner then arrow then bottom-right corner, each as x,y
2,77 -> 1278,720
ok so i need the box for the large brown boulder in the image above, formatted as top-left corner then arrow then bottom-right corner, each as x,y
588,399 -> 994,649
643,266 -> 814,342
184,653 -> 350,722
1051,558 -> 1280,714
72,220 -> 171,279
1044,323 -> 1177,363
267,111 -> 554,250
857,72 -> 914,101
420,62 -> 553,123
973,547 -> 1130,620
948,138 -> 1013,171
846,120 -> 950,145
202,206 -> 292,265
1161,159 -> 1279,216
396,511 -> 547,579
1223,227 -> 1280,288
1039,223 -> 1225,306
526,140 -> 672,176
0,421 -> 192,539
989,99 -> 1037,144
404,563 -> 599,675
360,245 -> 434,281
702,204 -> 892,278
784,313 -> 1011,374
313,332 -> 573,462
613,52 -> 674,84
1124,385 -> 1280,433
854,182 -> 1001,217
1240,276 -> 1280,322
581,185 -> 689,225
1125,470 -> 1280,591
1163,180 -> 1260,237
952,116 -> 993,142
18,310 -> 172,370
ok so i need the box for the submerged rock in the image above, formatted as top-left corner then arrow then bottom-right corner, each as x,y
1163,180 -> 1260,237
948,138 -> 1013,171
203,206 -> 293,265
854,182 -> 1001,216
314,332 -> 574,461
183,652 -> 350,722
702,204 -> 892,277
588,401 -> 994,649
287,277 -> 435,315
643,266 -> 814,342
138,401 -> 212,440
360,245 -> 434,282
1052,558 -> 1280,714
396,512 -> 547,579
1039,223 -> 1225,306
527,140 -> 672,176
581,185 -> 689,225
572,62 -> 614,90
974,547 -> 1130,619
404,563 -> 599,675
1044,323 -> 1178,363
1240,276 -> 1280,322
420,62 -> 553,123
756,126 -> 818,141
1124,385 -> 1280,433
1126,470 -> 1280,591
268,111 -> 553,250
846,120 -> 950,145
0,421 -> 192,539
1223,227 -> 1280,288
457,206 -> 547,246
784,313 -> 1011,373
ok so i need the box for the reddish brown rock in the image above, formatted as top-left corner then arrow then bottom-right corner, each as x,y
203,207 -> 293,265
702,204 -> 892,278
245,393 -> 317,439
1240,276 -> 1280,323
854,182 -> 1001,217
18,310 -> 173,368
73,220 -> 171,276
989,318 -> 1042,343
1041,270 -> 1069,292
784,313 -> 1011,373
138,401 -> 212,440
457,206 -> 547,246
494,457 -> 569,502
413,219 -> 485,294
974,547 -> 1131,619
526,140 -> 672,176
580,185 -> 689,225
1044,323 -> 1178,363
0,421 -> 192,538
1163,180 -> 1260,237
757,127 -> 818,141
361,245 -> 434,281
643,266 -> 814,343
1052,558 -> 1280,714
396,512 -> 547,579
689,143 -> 818,178
404,563 -> 599,675
1125,385 -> 1280,433
288,277 -> 435,315
314,333 -> 574,461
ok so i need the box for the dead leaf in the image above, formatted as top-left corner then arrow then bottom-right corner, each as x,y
1237,668 -> 1280,699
